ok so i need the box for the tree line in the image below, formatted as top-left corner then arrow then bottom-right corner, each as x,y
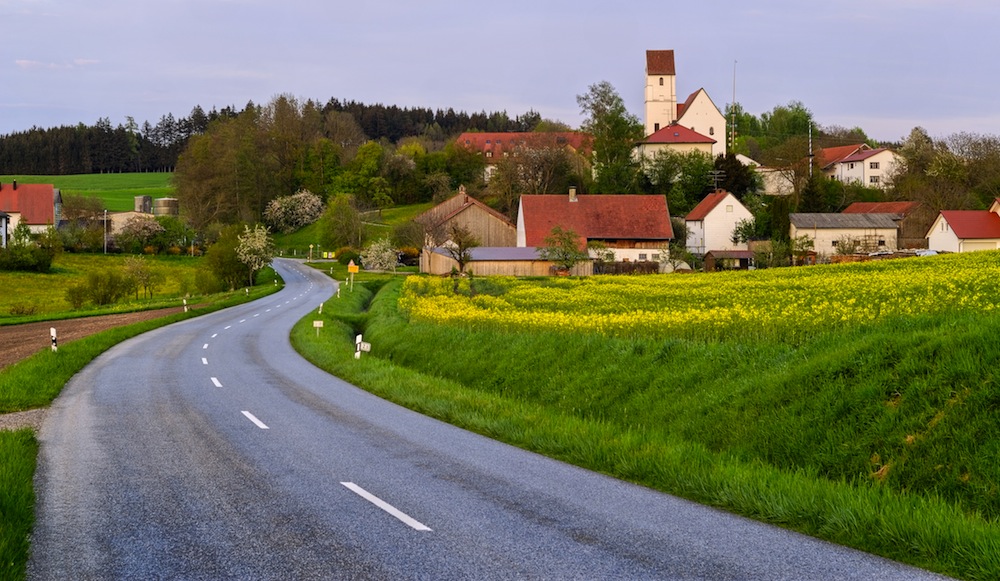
0,99 -> 545,176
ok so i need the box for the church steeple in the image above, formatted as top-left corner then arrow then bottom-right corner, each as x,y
645,50 -> 677,137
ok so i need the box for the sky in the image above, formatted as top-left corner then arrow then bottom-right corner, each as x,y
2,0 -> 998,143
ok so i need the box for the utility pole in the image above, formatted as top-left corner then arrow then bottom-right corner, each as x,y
730,60 -> 737,151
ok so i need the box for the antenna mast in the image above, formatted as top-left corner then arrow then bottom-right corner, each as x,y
730,60 -> 737,151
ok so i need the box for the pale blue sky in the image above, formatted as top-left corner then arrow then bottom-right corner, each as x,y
2,0 -> 996,142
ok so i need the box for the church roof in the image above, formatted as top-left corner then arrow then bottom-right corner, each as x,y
641,123 -> 715,144
646,50 -> 675,75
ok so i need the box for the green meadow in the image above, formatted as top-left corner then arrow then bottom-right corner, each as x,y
0,173 -> 174,211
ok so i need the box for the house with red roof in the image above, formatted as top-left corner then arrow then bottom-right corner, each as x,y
454,131 -> 592,183
843,201 -> 934,248
644,50 -> 727,156
818,144 -> 900,189
516,189 -> 673,265
685,190 -> 753,256
0,181 -> 61,243
926,199 -> 1000,252
635,123 -> 716,161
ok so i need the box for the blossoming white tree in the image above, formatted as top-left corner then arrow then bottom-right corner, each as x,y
236,224 -> 275,286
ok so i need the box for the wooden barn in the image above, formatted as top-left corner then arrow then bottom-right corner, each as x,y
421,246 -> 592,276
415,188 -> 517,247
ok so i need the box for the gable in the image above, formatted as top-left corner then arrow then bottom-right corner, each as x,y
520,195 -> 673,247
685,191 -> 744,221
939,210 -> 1000,239
816,144 -> 869,169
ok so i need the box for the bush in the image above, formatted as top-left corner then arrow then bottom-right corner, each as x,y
337,248 -> 360,265
360,239 -> 398,272
194,268 -> 224,294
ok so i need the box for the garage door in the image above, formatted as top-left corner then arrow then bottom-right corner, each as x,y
962,241 -> 998,252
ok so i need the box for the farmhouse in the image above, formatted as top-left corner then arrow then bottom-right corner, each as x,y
789,213 -> 899,256
685,190 -> 753,256
926,199 -> 1000,252
517,189 -> 673,264
414,188 -> 516,247
0,181 -> 61,238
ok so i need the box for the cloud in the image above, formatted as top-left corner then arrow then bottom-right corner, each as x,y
14,58 -> 98,70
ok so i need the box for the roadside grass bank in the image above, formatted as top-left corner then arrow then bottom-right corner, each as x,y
291,277 -> 1000,581
0,268 -> 281,580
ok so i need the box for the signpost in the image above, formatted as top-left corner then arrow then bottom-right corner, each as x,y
50,327 -> 57,352
313,320 -> 324,336
354,333 -> 371,359
347,260 -> 359,292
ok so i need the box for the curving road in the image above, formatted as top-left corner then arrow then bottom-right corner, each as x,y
29,258 -> 951,580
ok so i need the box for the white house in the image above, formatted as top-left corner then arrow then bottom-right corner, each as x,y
789,213 -> 899,256
816,144 -> 900,189
926,199 -> 1000,252
635,123 -> 715,161
737,155 -> 795,196
685,190 -> 753,256
644,49 -> 727,156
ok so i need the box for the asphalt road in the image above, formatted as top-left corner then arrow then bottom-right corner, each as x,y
28,258 -> 952,580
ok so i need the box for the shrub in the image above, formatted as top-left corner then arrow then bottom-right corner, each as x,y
360,239 -> 398,272
337,248 -> 360,265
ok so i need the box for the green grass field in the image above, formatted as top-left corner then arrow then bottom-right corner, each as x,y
0,173 -> 174,212
0,253 -> 203,323
289,258 -> 1000,581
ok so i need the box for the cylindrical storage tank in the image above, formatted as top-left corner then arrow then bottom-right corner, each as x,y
152,197 -> 179,217
134,195 -> 152,213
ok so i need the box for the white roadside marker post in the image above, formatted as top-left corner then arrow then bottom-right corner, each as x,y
50,327 -> 57,352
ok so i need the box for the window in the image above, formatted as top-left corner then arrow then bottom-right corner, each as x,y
659,77 -> 664,86
877,240 -> 886,247
485,151 -> 493,158
709,127 -> 715,135
849,162 -> 855,169
832,240 -> 839,247
486,140 -> 491,144
870,161 -> 880,169
652,253 -> 660,261
726,205 -> 733,212
638,253 -> 648,261
870,175 -> 880,184
654,123 -> 660,132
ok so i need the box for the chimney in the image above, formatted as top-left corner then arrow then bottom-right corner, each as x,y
569,186 -> 577,202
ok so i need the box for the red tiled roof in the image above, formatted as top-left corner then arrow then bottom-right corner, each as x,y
685,191 -> 731,221
843,201 -> 920,215
940,210 -> 1000,239
676,90 -> 700,120
840,147 -> 889,163
520,194 -> 673,248
646,50 -> 675,75
0,182 -> 56,225
456,132 -> 592,159
816,144 -> 869,169
642,123 -> 714,144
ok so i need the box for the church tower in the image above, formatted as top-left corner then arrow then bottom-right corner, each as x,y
645,50 -> 677,137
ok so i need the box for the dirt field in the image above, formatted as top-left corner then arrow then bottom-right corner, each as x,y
0,308 -> 188,370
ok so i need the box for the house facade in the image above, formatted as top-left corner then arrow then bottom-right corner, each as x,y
414,188 -> 517,247
634,123 -> 715,160
0,181 -> 61,236
517,189 -> 673,263
926,199 -> 1000,252
789,213 -> 899,256
817,144 -> 900,189
644,49 -> 727,156
685,190 -> 753,256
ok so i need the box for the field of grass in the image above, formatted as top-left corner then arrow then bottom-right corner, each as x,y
289,253 -> 1000,580
0,173 -> 174,211
0,253 -> 203,323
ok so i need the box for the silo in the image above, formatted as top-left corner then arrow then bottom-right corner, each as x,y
134,195 -> 152,214
152,197 -> 179,217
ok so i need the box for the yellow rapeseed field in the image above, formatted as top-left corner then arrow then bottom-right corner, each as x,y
399,251 -> 1000,341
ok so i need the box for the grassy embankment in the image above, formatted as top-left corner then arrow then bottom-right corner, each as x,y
290,256 -> 1000,581
0,173 -> 174,212
0,256 -> 281,580
271,202 -> 433,258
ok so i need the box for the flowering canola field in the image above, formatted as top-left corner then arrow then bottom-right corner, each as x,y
399,251 -> 1000,341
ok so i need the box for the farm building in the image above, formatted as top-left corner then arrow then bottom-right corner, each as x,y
842,201 -> 933,249
517,189 -> 673,264
704,250 -> 755,271
0,181 -> 61,236
685,190 -> 753,256
926,199 -> 1000,252
421,246 -> 591,276
415,188 -> 516,248
789,213 -> 899,256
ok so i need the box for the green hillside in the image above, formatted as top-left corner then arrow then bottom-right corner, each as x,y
0,173 -> 174,211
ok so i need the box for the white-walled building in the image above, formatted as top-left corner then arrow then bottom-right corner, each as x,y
644,50 -> 727,157
685,190 -> 753,256
790,213 -> 899,256
926,199 -> 1000,252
